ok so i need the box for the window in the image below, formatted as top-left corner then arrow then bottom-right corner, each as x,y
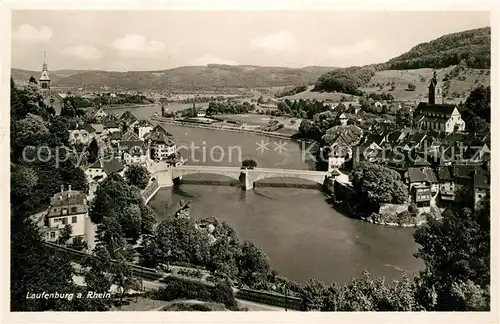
50,232 -> 55,238
71,207 -> 77,213
72,216 -> 77,224
62,218 -> 67,225
62,208 -> 68,215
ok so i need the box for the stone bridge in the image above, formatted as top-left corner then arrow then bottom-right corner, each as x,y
150,163 -> 328,190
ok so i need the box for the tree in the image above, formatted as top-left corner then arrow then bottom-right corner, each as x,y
351,162 -> 408,213
237,241 -> 271,287
407,83 -> 416,91
462,85 -> 490,122
58,224 -> 73,245
29,76 -> 37,84
413,203 -> 490,311
87,138 -> 99,164
241,159 -> 257,170
124,165 -> 150,189
257,96 -> 264,104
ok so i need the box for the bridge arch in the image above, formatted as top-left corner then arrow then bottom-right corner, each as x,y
172,167 -> 243,182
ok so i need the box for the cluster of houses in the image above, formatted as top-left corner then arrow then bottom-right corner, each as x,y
327,72 -> 490,211
36,108 -> 180,246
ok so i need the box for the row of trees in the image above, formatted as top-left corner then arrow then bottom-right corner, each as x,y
277,98 -> 330,119
205,101 -> 255,115
274,85 -> 308,98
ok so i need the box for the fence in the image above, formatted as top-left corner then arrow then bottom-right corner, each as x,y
141,179 -> 160,204
43,242 -> 304,309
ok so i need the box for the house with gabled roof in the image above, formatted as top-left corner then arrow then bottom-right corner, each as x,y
119,140 -> 149,165
84,157 -> 125,184
405,166 -> 438,207
42,185 -> 93,245
119,111 -> 139,127
121,130 -> 141,142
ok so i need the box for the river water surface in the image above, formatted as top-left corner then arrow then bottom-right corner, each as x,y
146,122 -> 425,284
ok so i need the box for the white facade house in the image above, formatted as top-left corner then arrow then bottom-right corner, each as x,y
328,144 -> 352,171
144,124 -> 177,162
85,158 -> 125,184
69,128 -> 92,146
134,120 -> 154,140
42,185 -> 92,244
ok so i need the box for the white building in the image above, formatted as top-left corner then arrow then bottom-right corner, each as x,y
42,185 -> 92,244
134,120 -> 154,140
85,157 -> 125,184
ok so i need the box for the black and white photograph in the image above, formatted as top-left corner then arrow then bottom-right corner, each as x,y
4,3 -> 497,321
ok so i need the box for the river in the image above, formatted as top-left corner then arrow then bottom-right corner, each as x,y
146,122 -> 425,284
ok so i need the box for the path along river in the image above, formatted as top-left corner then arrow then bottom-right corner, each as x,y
145,121 -> 425,285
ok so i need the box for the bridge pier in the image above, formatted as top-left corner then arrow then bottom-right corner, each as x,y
244,169 -> 254,191
155,166 -> 174,188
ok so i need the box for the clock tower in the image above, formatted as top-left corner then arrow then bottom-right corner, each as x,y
39,52 -> 51,96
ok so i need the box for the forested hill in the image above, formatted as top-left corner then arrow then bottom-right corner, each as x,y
385,27 -> 490,70
11,65 -> 337,91
314,27 -> 490,94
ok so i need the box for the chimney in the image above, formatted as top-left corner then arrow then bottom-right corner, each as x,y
61,184 -> 64,193
68,185 -> 72,191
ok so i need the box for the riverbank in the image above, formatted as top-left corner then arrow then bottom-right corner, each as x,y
323,181 -> 430,228
150,116 -> 298,140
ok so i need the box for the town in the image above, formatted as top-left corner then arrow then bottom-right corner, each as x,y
10,11 -> 491,314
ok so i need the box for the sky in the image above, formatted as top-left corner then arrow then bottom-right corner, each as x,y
11,10 -> 490,72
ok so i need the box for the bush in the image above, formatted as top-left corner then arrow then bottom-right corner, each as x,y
407,83 -> 416,91
156,279 -> 211,302
211,281 -> 237,308
241,159 -> 257,169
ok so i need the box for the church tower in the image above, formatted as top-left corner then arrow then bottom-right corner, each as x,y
39,52 -> 51,96
428,70 -> 442,104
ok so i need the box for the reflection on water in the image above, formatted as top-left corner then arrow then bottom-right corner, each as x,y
149,184 -> 424,284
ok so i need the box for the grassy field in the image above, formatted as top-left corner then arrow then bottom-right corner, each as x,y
270,66 -> 490,103
361,66 -> 490,102
218,114 -> 302,130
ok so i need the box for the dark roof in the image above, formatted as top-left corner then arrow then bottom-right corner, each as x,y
109,131 -> 122,140
120,111 -> 138,124
437,166 -> 453,181
424,168 -> 438,183
89,158 -> 125,175
121,130 -> 141,141
120,140 -> 147,156
473,169 -> 490,189
407,167 -> 437,183
407,168 -> 428,183
415,102 -> 457,117
104,120 -> 120,128
409,132 -> 427,144
452,164 -> 477,180
50,190 -> 86,207
150,133 -> 176,146
82,124 -> 96,133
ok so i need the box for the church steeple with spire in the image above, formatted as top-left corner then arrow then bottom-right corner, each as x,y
39,51 -> 51,95
428,70 -> 442,104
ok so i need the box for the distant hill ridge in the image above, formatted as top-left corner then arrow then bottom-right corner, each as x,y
12,27 -> 490,92
11,65 -> 338,91
314,27 -> 490,94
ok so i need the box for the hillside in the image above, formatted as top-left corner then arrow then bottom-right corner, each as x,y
279,66 -> 490,103
313,27 -> 491,96
11,64 -> 337,91
385,27 -> 490,70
